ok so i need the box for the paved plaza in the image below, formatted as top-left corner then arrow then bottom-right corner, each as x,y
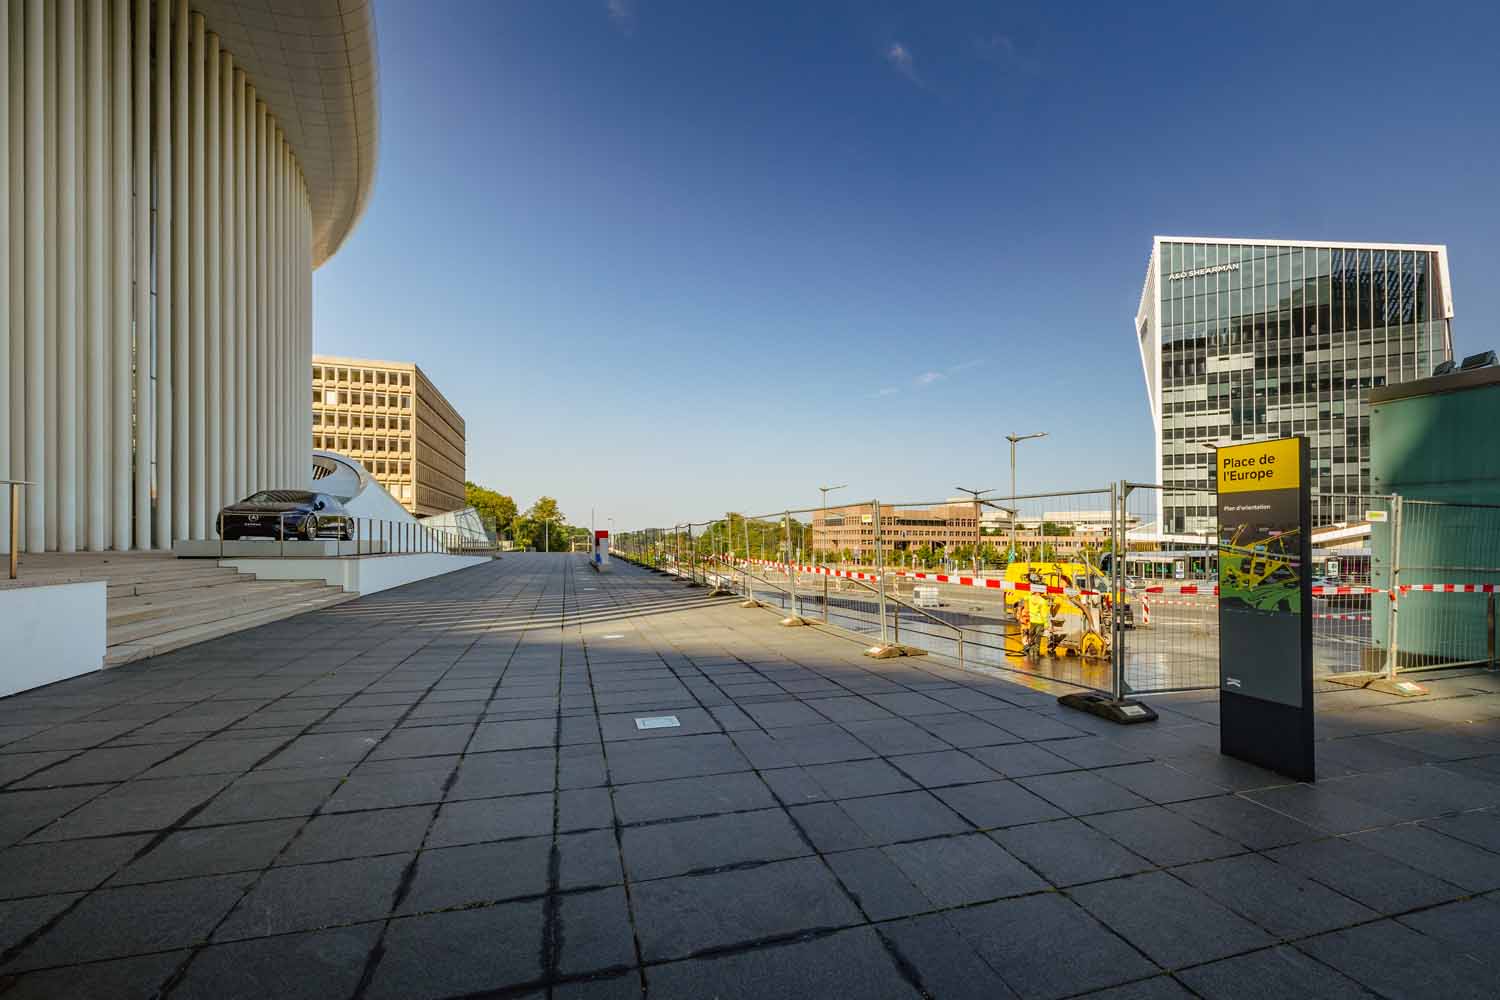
4,554 -> 1500,998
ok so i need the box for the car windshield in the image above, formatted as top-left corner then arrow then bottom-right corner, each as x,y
243,491 -> 316,503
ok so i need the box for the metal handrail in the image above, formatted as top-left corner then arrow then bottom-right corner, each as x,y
827,570 -> 967,670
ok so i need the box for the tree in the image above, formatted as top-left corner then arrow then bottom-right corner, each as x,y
464,481 -> 516,536
527,496 -> 563,525
508,496 -> 569,552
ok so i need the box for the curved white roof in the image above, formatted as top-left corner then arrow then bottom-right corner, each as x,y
201,0 -> 379,266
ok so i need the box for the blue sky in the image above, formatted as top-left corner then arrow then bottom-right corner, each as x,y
314,0 -> 1500,529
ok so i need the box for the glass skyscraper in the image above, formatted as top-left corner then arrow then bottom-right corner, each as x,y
1137,237 -> 1454,533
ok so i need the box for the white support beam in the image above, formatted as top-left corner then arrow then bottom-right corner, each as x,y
234,67 -> 247,499
0,0 -> 9,554
187,11 -> 204,539
203,30 -> 219,530
22,0 -> 40,552
56,0 -> 76,552
111,0 -> 130,549
84,0 -> 103,551
170,0 -> 186,542
7,0 -> 22,552
219,48 -> 234,507
131,0 -> 150,548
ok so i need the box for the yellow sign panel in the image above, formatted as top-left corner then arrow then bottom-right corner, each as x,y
1216,437 -> 1301,494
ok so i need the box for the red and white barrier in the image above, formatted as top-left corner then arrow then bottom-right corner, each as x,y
1398,583 -> 1500,594
715,556 -> 1497,604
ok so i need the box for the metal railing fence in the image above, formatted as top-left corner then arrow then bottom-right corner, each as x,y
1377,497 -> 1500,674
613,484 -> 1500,702
211,513 -> 496,559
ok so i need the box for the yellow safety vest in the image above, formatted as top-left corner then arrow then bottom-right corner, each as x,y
1027,593 -> 1049,624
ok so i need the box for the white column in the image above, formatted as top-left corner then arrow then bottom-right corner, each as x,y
244,84 -> 257,490
275,133 -> 285,485
303,181 -> 312,481
111,0 -> 130,548
254,99 -> 266,487
233,67 -> 246,496
153,0 -> 172,545
42,0 -> 54,548
203,31 -> 218,527
187,11 -> 203,538
8,0 -> 22,551
218,48 -> 233,505
296,178 -> 306,482
170,0 -> 186,543
83,0 -> 103,551
22,0 -> 39,551
272,130 -> 283,486
131,0 -> 149,548
56,0 -> 76,552
0,0 -> 9,554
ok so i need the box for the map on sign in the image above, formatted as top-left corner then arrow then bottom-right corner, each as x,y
1218,528 -> 1302,614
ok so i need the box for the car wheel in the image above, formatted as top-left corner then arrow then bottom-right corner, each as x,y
302,515 -> 319,540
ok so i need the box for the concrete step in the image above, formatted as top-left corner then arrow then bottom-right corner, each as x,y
107,577 -> 326,626
105,588 -> 357,667
107,568 -> 250,600
16,559 -> 249,598
107,582 -> 349,646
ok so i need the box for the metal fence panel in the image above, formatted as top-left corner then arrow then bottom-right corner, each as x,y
1385,498 -> 1500,672
616,485 -> 1497,704
1310,493 -> 1390,681
1120,484 -> 1219,694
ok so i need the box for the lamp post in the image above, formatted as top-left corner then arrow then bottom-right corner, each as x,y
954,486 -> 993,577
819,484 -> 847,622
818,484 -> 846,565
1006,432 -> 1047,562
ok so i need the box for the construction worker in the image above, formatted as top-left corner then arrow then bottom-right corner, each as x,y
1024,590 -> 1051,658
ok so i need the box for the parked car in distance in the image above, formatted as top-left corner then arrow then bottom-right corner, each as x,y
216,490 -> 354,541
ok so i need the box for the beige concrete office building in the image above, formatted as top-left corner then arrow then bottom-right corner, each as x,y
311,355 -> 465,516
813,503 -> 980,557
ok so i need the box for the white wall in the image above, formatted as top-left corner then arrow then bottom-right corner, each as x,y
0,581 -> 106,695
221,552 -> 490,595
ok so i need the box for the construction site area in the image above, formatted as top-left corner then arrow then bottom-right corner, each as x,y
613,484 -> 1500,705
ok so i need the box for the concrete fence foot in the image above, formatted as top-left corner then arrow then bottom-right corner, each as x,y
864,643 -> 927,658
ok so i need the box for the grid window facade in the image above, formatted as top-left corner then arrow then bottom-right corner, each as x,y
1138,239 -> 1453,534
311,356 -> 467,516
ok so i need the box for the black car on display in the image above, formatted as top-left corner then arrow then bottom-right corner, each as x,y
216,490 -> 355,541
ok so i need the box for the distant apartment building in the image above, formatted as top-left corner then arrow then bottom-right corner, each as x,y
311,356 -> 467,516
813,503 -> 980,557
809,502 -> 1133,562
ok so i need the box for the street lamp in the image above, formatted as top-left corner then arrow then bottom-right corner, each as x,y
818,484 -> 847,566
954,486 -> 993,577
1006,432 -> 1047,562
818,484 -> 847,620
